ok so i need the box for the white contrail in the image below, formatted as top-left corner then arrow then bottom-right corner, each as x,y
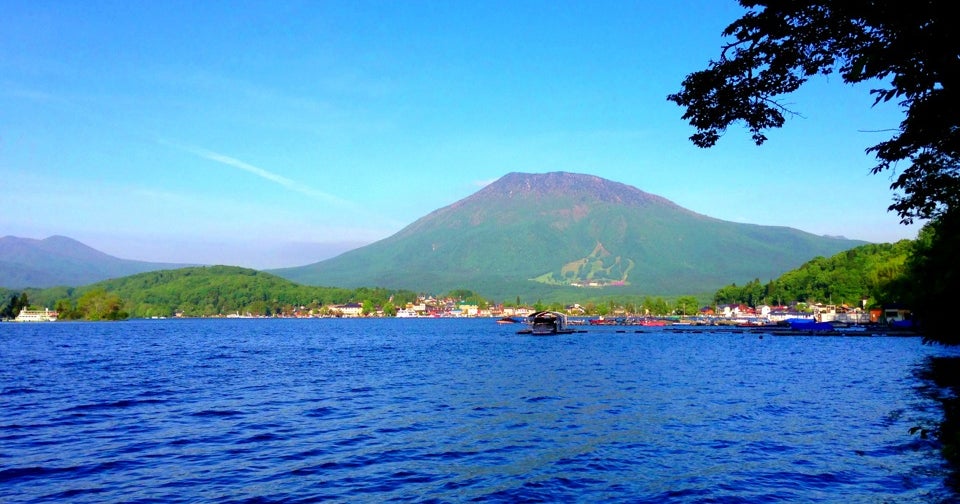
163,140 -> 353,207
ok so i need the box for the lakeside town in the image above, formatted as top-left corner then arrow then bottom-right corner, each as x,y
9,293 -> 913,330
213,295 -> 913,327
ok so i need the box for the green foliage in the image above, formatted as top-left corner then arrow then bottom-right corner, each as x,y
76,288 -> 127,321
642,296 -> 671,316
674,296 -> 700,316
0,291 -> 29,319
22,266 -> 420,319
390,290 -> 419,307
902,212 -> 960,344
668,1 -> 959,224
712,241 -> 913,307
668,2 -> 960,345
440,289 -> 492,309
446,289 -> 478,301
274,172 -> 864,302
54,298 -> 75,317
53,288 -> 127,321
545,301 -> 565,313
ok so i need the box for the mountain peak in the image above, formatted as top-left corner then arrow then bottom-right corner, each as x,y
276,171 -> 865,299
0,235 -> 191,289
472,171 -> 683,209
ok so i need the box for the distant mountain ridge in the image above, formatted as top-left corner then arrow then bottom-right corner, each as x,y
273,171 -> 867,300
0,235 -> 190,288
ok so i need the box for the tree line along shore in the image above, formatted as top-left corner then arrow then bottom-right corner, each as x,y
1,239 -> 914,325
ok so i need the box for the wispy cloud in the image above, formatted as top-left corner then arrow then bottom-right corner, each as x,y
161,140 -> 354,208
1,81 -> 70,105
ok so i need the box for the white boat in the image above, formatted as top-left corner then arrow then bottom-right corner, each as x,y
14,308 -> 58,322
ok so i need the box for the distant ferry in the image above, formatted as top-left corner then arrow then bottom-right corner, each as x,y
14,308 -> 58,322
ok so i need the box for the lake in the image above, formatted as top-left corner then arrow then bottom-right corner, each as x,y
2,318 -> 958,502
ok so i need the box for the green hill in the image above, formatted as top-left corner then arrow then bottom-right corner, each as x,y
273,172 -> 866,301
712,240 -> 913,307
21,266 -> 416,318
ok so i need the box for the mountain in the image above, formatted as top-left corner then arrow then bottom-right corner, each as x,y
0,235 -> 190,288
273,172 -> 867,300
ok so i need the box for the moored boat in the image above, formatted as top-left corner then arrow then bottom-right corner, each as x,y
638,318 -> 668,327
518,311 -> 576,335
788,320 -> 834,331
589,316 -> 618,325
14,308 -> 58,322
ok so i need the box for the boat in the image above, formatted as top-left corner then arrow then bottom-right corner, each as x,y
638,318 -> 668,327
736,317 -> 775,327
14,308 -> 58,322
589,316 -> 619,325
788,320 -> 834,331
496,316 -> 521,324
517,311 -> 576,335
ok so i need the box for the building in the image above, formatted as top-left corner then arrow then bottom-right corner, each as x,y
333,303 -> 364,317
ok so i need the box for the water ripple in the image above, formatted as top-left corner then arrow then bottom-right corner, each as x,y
1,319 -> 957,502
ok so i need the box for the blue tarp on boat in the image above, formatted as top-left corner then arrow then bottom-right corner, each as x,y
788,320 -> 834,331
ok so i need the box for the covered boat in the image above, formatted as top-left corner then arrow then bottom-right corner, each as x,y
517,311 -> 575,335
788,319 -> 834,331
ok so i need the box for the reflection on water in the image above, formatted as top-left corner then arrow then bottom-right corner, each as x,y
916,356 -> 960,494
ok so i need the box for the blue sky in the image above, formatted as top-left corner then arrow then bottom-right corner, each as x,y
1,1 -> 921,268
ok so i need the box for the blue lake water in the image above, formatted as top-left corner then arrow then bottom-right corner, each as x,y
2,318 -> 959,503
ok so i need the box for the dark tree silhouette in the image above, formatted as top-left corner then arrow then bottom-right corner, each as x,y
668,1 -> 959,343
667,1 -> 959,224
